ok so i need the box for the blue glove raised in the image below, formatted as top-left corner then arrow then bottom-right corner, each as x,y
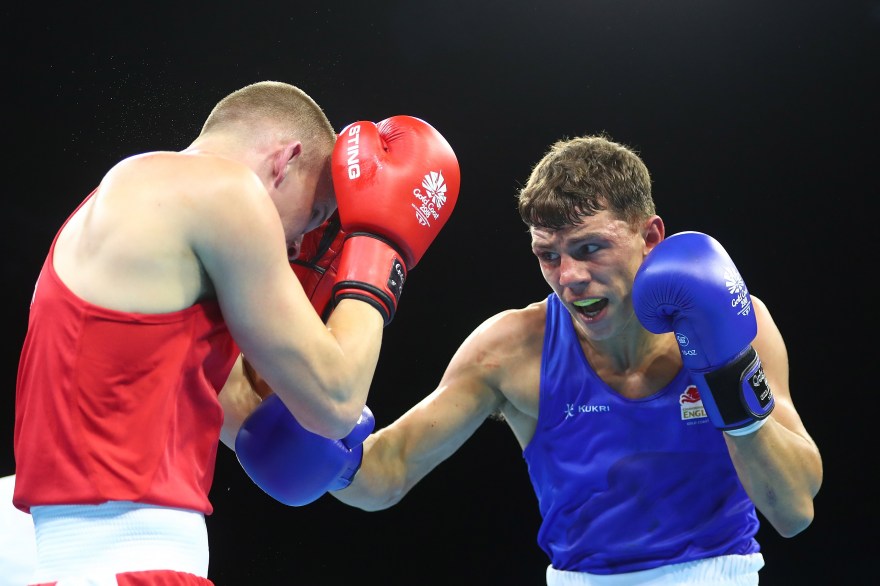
235,394 -> 374,505
632,231 -> 774,435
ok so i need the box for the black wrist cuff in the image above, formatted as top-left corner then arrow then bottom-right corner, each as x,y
703,345 -> 775,428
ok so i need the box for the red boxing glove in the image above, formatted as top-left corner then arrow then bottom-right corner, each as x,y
331,116 -> 460,324
290,212 -> 346,321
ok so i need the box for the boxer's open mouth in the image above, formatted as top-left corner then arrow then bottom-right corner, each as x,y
573,298 -> 608,317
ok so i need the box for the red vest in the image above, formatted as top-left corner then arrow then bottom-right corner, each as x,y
14,195 -> 239,514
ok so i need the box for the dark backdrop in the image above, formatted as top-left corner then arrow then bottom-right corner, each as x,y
3,1 -> 875,584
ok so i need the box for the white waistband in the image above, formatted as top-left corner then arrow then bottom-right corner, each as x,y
31,501 -> 209,582
547,553 -> 765,585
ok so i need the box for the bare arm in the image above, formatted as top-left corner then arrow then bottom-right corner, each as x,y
56,151 -> 382,440
725,296 -> 823,537
194,163 -> 383,439
332,311 -> 523,511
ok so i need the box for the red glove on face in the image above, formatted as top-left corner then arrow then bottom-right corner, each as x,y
330,116 -> 460,325
290,212 -> 347,322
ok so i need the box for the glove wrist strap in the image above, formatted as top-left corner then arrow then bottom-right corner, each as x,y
333,234 -> 407,326
724,417 -> 769,437
698,345 -> 775,432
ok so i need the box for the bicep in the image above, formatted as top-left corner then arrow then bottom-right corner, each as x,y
191,180 -> 333,399
349,312 -> 522,506
382,341 -> 506,478
388,307 -> 537,468
192,180 -> 316,356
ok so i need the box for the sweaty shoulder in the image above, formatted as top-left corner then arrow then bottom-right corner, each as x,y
104,151 -> 266,212
465,300 -> 547,355
54,151 -> 273,313
449,299 -> 547,414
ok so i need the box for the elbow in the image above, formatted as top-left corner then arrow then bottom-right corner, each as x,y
304,373 -> 374,439
257,362 -> 369,439
776,461 -> 823,538
346,487 -> 406,513
332,492 -> 399,513
360,500 -> 400,512
767,500 -> 816,538
275,385 -> 364,439
298,401 -> 365,440
306,375 -> 372,439
774,514 -> 814,539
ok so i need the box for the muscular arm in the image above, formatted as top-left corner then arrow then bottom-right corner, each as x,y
724,296 -> 823,537
55,151 -> 381,441
193,163 -> 383,439
332,309 -> 535,511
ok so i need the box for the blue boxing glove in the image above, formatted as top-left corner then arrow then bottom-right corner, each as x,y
632,231 -> 774,435
235,394 -> 374,505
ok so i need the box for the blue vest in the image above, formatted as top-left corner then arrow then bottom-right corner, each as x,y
522,293 -> 759,574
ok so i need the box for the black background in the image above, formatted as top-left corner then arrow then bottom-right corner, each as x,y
2,1 -> 876,584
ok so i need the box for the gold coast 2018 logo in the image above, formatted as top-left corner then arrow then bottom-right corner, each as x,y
412,170 -> 449,227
